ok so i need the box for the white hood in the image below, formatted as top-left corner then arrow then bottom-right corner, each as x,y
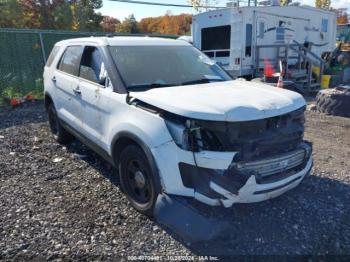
130,80 -> 306,122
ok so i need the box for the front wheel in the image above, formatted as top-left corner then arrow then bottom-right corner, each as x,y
119,145 -> 159,216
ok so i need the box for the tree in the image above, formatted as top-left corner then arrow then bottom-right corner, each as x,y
0,0 -> 104,31
315,0 -> 331,9
280,0 -> 291,6
74,0 -> 104,31
336,8 -> 349,24
139,13 -> 192,35
101,16 -> 120,32
187,0 -> 218,13
116,14 -> 139,33
0,0 -> 25,28
337,15 -> 349,25
52,1 -> 74,30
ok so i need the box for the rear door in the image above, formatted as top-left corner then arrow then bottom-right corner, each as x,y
54,45 -> 84,130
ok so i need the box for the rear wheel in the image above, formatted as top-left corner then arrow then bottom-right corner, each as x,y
119,145 -> 159,216
48,104 -> 74,144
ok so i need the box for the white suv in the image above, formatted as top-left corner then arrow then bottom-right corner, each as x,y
44,37 -> 313,215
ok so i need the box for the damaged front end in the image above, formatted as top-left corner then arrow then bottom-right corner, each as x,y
163,106 -> 313,207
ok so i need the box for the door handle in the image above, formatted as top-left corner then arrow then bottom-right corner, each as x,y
73,87 -> 81,95
51,76 -> 56,83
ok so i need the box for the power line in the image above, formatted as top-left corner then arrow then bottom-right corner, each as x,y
108,0 -> 226,9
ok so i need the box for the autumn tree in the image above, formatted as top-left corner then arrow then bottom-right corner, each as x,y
315,0 -> 331,9
74,0 -> 103,31
187,0 -> 218,13
116,14 -> 139,33
336,8 -> 349,24
0,0 -> 25,28
101,16 -> 120,32
337,15 -> 349,25
280,0 -> 291,6
52,0 -> 75,30
0,0 -> 104,31
139,13 -> 192,35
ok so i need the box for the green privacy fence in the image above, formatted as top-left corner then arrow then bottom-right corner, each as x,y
0,28 -> 178,100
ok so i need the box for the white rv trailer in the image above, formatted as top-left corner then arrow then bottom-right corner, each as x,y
192,5 -> 337,78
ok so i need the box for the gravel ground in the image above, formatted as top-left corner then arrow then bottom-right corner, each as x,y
0,101 -> 350,260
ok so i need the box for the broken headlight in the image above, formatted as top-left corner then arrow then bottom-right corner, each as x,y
165,119 -> 223,152
165,119 -> 191,150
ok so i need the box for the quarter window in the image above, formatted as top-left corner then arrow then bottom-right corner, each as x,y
46,46 -> 60,67
58,46 -> 83,76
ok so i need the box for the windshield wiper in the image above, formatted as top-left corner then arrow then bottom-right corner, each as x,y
127,83 -> 176,91
181,78 -> 224,86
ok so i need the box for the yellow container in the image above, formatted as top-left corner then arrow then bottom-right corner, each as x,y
321,75 -> 331,89
312,66 -> 320,78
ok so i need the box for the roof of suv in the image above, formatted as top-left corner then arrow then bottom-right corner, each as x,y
56,36 -> 191,47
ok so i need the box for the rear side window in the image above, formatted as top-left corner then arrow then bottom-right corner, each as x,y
46,46 -> 60,67
58,46 -> 84,76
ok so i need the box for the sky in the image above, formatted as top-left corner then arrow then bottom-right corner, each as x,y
99,0 -> 350,21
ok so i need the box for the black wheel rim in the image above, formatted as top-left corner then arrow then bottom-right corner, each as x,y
48,107 -> 59,135
125,159 -> 152,204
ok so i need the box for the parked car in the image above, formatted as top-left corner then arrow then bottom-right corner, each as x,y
43,36 -> 313,216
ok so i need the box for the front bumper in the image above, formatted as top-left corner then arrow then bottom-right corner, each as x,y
209,157 -> 312,207
178,143 -> 313,208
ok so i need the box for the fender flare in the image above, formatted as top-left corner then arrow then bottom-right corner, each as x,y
111,131 -> 164,193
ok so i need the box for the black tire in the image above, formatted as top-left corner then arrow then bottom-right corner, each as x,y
315,90 -> 350,117
119,144 -> 159,216
48,104 -> 74,144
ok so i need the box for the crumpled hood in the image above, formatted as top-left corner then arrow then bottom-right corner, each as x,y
130,80 -> 306,121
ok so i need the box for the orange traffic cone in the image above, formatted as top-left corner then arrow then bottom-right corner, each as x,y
277,75 -> 284,88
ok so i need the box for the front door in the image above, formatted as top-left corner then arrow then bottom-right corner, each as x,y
76,46 -> 110,149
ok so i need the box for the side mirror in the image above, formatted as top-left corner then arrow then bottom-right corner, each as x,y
99,76 -> 106,86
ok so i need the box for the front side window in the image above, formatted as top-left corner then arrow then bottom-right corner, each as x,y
109,45 -> 231,91
79,46 -> 107,85
58,46 -> 83,76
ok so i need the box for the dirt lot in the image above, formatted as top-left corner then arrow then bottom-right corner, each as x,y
0,101 -> 350,260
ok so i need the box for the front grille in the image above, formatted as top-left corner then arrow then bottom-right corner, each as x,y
195,107 -> 306,161
237,148 -> 306,178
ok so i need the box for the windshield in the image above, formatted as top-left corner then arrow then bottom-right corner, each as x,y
109,45 -> 231,91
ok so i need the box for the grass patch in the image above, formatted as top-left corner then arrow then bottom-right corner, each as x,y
1,78 -> 44,102
0,97 -> 5,107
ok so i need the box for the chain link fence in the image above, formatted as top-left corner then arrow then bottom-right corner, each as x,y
0,28 -> 177,100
